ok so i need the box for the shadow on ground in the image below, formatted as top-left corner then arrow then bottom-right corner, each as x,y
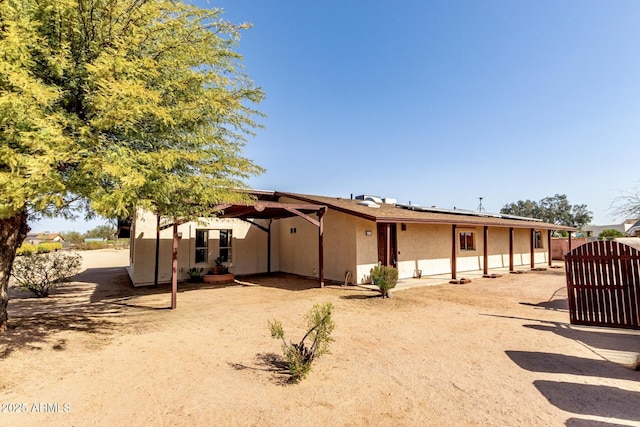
506,351 -> 638,381
229,352 -> 292,385
535,381 -> 640,421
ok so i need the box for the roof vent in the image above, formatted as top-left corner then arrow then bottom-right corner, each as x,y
357,200 -> 381,208
355,195 -> 383,204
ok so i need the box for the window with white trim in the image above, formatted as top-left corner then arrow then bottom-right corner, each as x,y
195,229 -> 208,263
535,231 -> 543,249
219,229 -> 232,263
459,231 -> 475,251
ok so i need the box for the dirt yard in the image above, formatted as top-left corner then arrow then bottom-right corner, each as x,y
1,249 -> 639,426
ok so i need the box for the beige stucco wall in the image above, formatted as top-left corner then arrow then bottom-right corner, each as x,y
276,198 -> 359,284
128,204 -> 551,286
129,210 -> 274,286
396,223 -> 451,279
396,224 -> 549,278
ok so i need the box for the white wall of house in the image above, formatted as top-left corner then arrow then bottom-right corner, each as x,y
128,205 -> 551,287
129,210 -> 273,286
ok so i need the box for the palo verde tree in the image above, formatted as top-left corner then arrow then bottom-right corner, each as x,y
0,0 -> 264,330
501,194 -> 592,228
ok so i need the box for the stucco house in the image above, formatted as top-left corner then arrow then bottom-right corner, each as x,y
25,232 -> 65,245
127,190 -> 574,287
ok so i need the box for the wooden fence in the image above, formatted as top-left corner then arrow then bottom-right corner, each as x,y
564,240 -> 640,329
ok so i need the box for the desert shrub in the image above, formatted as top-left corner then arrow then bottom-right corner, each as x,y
36,242 -> 63,253
269,302 -> 335,383
76,241 -> 107,250
10,252 -> 82,297
370,262 -> 398,298
598,229 -> 625,240
16,243 -> 37,256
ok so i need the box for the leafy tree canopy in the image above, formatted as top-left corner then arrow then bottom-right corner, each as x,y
1,0 -> 264,223
501,194 -> 592,228
85,225 -> 116,240
0,0 -> 264,329
598,229 -> 625,240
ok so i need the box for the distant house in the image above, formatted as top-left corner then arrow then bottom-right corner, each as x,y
25,232 -> 65,245
582,219 -> 638,238
128,190 -> 574,287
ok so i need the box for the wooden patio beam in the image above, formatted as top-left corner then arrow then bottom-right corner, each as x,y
285,207 -> 321,227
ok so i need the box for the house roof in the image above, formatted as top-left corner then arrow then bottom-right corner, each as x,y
276,192 -> 576,231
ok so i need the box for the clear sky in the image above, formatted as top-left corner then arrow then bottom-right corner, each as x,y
31,0 -> 640,233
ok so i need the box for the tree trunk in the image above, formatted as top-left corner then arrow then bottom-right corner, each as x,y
0,210 -> 30,331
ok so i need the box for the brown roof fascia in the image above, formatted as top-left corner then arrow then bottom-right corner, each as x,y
275,192 -> 576,232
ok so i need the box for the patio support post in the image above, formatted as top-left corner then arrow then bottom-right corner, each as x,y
154,212 -> 160,286
267,219 -> 272,273
548,229 -> 552,266
171,221 -> 179,310
509,227 -> 514,272
451,224 -> 457,280
530,228 -> 535,269
483,226 -> 489,276
318,209 -> 325,288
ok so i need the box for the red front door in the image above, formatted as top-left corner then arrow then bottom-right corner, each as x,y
377,223 -> 397,267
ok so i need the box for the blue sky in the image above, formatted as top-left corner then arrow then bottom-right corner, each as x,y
32,0 -> 640,232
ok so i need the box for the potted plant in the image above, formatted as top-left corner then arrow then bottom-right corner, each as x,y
211,257 -> 228,275
188,267 -> 205,283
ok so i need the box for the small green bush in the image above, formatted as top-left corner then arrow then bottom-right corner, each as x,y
598,229 -> 625,240
370,262 -> 398,298
75,241 -> 107,250
16,243 -> 37,256
269,302 -> 335,383
36,242 -> 63,253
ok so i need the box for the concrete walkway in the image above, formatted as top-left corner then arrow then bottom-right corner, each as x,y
359,262 -> 565,292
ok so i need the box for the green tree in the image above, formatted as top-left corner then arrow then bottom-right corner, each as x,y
598,229 -> 625,240
501,194 -> 592,228
62,231 -> 85,245
612,186 -> 640,221
85,225 -> 116,240
0,0 -> 264,330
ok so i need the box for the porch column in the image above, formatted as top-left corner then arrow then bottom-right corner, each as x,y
318,209 -> 325,288
451,224 -> 457,280
530,228 -> 535,269
171,221 -> 179,310
547,230 -> 552,266
568,232 -> 572,252
267,219 -> 272,273
509,227 -> 514,272
483,226 -> 489,276
154,212 -> 160,286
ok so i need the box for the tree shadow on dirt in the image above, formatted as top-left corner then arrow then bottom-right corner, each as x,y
566,418 -> 632,426
534,381 -> 640,422
506,351 -> 638,381
228,352 -> 293,385
519,286 -> 569,312
233,273 -> 320,291
523,324 -> 640,355
3,267 -> 143,359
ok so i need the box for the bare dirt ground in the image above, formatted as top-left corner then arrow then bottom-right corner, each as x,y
1,249 -> 639,426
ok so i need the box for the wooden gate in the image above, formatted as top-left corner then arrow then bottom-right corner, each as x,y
565,240 -> 640,329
